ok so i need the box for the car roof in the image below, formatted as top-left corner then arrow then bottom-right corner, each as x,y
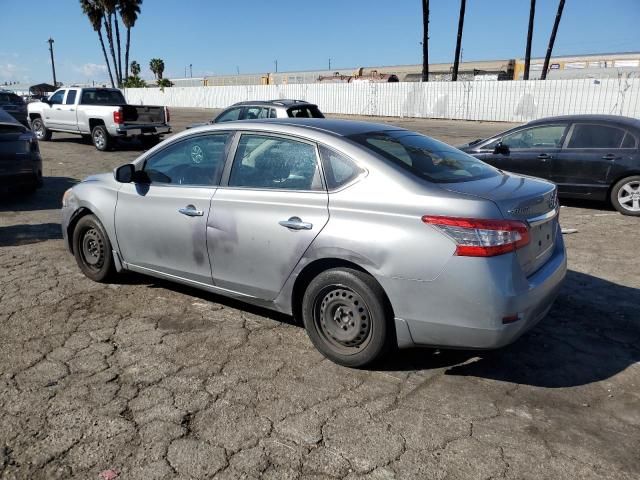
237,117 -> 406,136
527,114 -> 640,129
231,99 -> 317,108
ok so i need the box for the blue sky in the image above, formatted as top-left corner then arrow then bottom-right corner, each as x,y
1,0 -> 638,84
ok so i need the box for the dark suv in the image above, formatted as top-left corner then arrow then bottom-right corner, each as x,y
187,99 -> 324,129
0,90 -> 28,126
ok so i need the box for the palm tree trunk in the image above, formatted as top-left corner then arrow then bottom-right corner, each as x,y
541,0 -> 565,80
104,15 -> 120,85
523,0 -> 536,80
452,0 -> 466,81
421,0 -> 429,82
98,30 -> 116,88
115,15 -> 123,85
125,27 -> 131,80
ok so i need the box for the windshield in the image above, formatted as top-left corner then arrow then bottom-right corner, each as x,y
349,130 -> 500,183
80,89 -> 126,105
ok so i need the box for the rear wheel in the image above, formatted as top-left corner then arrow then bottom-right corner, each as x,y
92,125 -> 112,151
302,268 -> 391,367
72,214 -> 116,282
31,118 -> 52,141
611,176 -> 640,216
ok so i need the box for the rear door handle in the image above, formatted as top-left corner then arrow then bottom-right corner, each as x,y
538,153 -> 552,161
178,205 -> 204,217
279,216 -> 313,230
601,153 -> 618,160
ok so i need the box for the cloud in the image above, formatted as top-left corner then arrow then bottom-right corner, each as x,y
74,63 -> 108,78
0,63 -> 28,81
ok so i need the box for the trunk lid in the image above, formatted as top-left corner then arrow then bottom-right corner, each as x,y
441,173 -> 559,276
121,105 -> 166,124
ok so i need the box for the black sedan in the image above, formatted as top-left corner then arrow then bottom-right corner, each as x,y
0,90 -> 28,127
0,108 -> 42,193
459,115 -> 640,216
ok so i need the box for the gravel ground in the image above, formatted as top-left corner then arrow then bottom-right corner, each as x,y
0,109 -> 638,480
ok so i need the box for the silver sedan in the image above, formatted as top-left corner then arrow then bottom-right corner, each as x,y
61,119 -> 567,367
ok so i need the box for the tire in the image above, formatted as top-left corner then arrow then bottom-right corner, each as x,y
72,214 -> 116,282
302,268 -> 391,367
92,125 -> 112,151
31,117 -> 52,141
610,176 -> 640,216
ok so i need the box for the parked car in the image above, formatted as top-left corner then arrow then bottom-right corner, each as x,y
0,108 -> 42,192
61,119 -> 566,367
186,99 -> 324,129
459,115 -> 640,216
0,90 -> 28,127
28,87 -> 171,151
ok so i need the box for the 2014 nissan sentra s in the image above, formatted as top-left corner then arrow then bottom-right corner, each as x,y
61,119 -> 567,367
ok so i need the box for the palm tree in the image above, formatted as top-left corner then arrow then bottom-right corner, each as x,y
451,0 -> 466,81
421,0 -> 429,82
149,58 -> 165,80
130,60 -> 141,77
99,0 -> 121,84
523,0 -> 537,80
541,0 -> 565,80
80,0 -> 116,87
118,0 -> 142,80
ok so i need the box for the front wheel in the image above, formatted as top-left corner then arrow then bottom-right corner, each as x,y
31,118 -> 52,141
72,214 -> 116,282
302,268 -> 391,368
611,176 -> 640,216
92,125 -> 112,151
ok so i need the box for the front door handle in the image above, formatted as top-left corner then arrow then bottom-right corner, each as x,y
279,216 -> 312,230
178,205 -> 204,217
538,153 -> 552,161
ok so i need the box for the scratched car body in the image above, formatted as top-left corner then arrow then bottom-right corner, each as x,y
61,119 -> 567,367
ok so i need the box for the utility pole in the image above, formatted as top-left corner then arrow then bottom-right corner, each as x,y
421,0 -> 429,82
47,38 -> 57,87
236,66 -> 240,75
541,0 -> 565,80
328,58 -> 331,70
274,60 -> 278,73
523,0 -> 536,80
189,64 -> 193,78
451,0 -> 466,81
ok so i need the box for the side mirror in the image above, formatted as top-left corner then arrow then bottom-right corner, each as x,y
114,164 -> 135,183
493,141 -> 510,155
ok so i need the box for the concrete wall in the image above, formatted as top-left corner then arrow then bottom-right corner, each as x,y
124,78 -> 640,123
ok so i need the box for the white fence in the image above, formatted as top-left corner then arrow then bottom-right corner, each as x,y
124,78 -> 640,123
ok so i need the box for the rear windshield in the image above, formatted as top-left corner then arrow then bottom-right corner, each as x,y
287,106 -> 324,118
0,93 -> 24,105
80,89 -> 126,105
349,130 -> 500,183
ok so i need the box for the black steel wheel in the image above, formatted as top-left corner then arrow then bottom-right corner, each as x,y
302,268 -> 391,367
72,214 -> 116,282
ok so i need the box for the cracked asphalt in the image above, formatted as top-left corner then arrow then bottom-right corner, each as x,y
0,109 -> 638,479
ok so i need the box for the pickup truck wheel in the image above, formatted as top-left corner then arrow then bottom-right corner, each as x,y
31,118 -> 52,141
92,125 -> 112,151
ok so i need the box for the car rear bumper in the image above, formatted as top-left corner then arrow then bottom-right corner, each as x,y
113,124 -> 171,137
385,230 -> 567,350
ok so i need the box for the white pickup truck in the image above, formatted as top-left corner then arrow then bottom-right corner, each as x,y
27,87 -> 171,151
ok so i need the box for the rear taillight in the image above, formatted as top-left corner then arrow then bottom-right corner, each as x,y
165,107 -> 170,123
422,215 -> 530,257
113,109 -> 123,124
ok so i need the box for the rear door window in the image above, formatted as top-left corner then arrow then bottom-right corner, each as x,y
621,132 -> 638,149
566,124 -> 626,149
319,145 -> 363,190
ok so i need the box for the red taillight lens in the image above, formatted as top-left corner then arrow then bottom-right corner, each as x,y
113,109 -> 123,124
422,215 -> 530,257
165,107 -> 170,123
